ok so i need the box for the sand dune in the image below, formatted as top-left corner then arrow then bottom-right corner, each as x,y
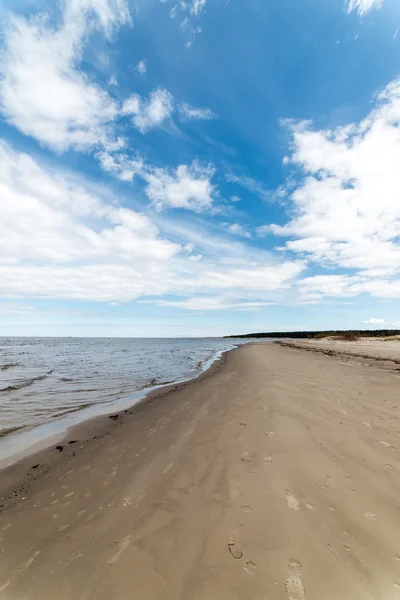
1,343 -> 400,599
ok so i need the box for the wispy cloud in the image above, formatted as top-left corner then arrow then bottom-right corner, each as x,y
226,173 -> 274,202
226,223 -> 252,238
363,318 -> 385,324
136,59 -> 147,74
178,102 -> 215,121
345,0 -> 383,17
149,296 -> 272,311
167,0 -> 208,46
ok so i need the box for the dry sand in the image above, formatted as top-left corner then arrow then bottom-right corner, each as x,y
1,342 -> 400,599
278,337 -> 400,367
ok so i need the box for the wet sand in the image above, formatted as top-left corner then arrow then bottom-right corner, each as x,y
1,342 -> 400,599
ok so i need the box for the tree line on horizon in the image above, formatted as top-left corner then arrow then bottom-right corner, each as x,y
225,330 -> 400,340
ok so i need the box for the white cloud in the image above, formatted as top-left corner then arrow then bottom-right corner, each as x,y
346,0 -> 383,17
122,88 -> 174,133
179,102 -> 215,121
298,274 -> 400,302
136,60 -> 147,74
168,0 -> 207,46
270,77 -> 400,296
0,0 -> 130,151
364,318 -> 385,324
191,0 -> 207,16
96,150 -> 144,181
180,261 -> 305,294
143,161 -> 216,211
0,140 -> 306,305
152,296 -> 272,311
226,223 -> 252,238
0,141 -> 180,300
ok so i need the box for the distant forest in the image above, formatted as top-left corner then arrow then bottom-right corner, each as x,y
225,330 -> 400,339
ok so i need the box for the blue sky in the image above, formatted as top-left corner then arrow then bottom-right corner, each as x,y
0,0 -> 399,337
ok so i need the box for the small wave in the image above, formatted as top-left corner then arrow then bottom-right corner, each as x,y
52,403 -> 93,418
148,378 -> 174,387
0,424 -> 25,438
0,374 -> 47,393
1,363 -> 19,371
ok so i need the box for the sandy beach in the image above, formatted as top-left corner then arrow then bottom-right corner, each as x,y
1,342 -> 400,599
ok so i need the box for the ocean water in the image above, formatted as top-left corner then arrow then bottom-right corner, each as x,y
0,337 -> 250,456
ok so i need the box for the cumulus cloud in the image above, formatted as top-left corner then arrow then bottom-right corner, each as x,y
143,161 -> 216,211
269,77 -> 400,299
178,103 -> 215,121
0,0 -> 130,151
122,88 -> 174,133
346,0 -> 383,17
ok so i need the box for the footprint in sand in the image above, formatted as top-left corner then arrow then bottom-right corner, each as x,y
108,534 -> 131,565
285,491 -> 300,511
385,464 -> 393,470
394,583 -> 400,591
266,431 -> 275,437
242,504 -> 252,514
305,503 -> 315,511
241,452 -> 252,463
228,539 -> 243,559
244,560 -> 258,576
363,422 -> 372,429
240,422 -> 247,427
263,455 -> 273,464
20,551 -> 41,571
285,559 -> 306,600
364,511 -> 376,520
379,441 -> 395,450
345,545 -> 352,552
328,506 -> 335,512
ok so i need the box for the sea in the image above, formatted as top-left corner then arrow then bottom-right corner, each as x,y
0,337 -> 254,463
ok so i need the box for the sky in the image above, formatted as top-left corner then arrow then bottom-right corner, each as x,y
0,0 -> 400,337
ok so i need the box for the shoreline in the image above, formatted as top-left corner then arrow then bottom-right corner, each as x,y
0,343 -> 241,470
2,342 -> 400,599
0,344 -> 238,508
